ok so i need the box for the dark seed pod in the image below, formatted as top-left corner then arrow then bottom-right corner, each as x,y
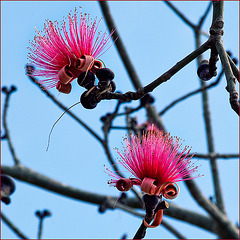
43,210 -> 51,217
80,91 -> 98,109
140,93 -> 155,106
10,86 -> 17,93
232,58 -> 238,65
226,51 -> 232,57
98,203 -> 107,213
1,174 -> 16,205
77,71 -> 95,89
1,87 -> 8,93
197,59 -> 212,81
100,116 -> 107,122
35,211 -> 42,218
96,68 -> 115,81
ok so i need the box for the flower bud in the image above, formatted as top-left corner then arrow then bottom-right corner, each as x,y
77,71 -> 95,89
197,59 -> 212,81
96,68 -> 115,81
1,174 -> 16,205
80,91 -> 98,109
116,178 -> 133,192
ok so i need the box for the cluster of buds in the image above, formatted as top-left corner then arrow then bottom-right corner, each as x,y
35,209 -> 51,219
79,67 -> 116,109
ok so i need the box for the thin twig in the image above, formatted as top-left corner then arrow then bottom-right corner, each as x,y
227,55 -> 239,82
188,153 -> 239,160
143,40 -> 210,93
99,1 -> 166,133
164,1 -> 209,37
2,88 -> 21,165
115,105 -> 142,117
216,42 -> 239,115
193,1 -> 226,214
110,126 -> 132,130
159,69 -> 224,115
101,40 -> 211,101
198,1 -> 212,29
99,1 -> 142,90
37,218 -> 43,239
184,180 -> 238,239
164,1 -> 195,29
27,74 -> 103,144
161,220 -> 187,239
101,101 -> 143,204
1,212 -> 29,239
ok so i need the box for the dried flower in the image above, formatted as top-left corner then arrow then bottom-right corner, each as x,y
28,7 -> 114,93
106,130 -> 200,197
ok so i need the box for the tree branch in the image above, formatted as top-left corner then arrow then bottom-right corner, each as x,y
227,55 -> 239,82
1,164 -> 215,233
198,1 -> 212,29
189,153 -> 239,160
26,73 -> 103,144
99,0 -> 166,133
159,69 -> 224,115
164,1 -> 195,29
1,87 -> 21,165
184,180 -> 239,239
1,212 -> 29,239
192,1 -> 226,214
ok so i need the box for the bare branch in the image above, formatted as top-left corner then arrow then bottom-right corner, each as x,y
26,74 -> 103,144
191,1 -> 226,214
164,1 -> 195,29
101,40 -> 211,101
160,220 -> 187,239
1,164 -> 214,233
159,69 -> 224,115
216,43 -> 239,115
99,1 -> 166,133
1,87 -> 21,165
227,55 -> 239,82
1,212 -> 29,239
198,1 -> 212,29
184,180 -> 239,239
190,153 -> 239,160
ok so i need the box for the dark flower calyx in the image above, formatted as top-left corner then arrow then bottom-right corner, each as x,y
96,68 -> 115,81
77,71 -> 95,89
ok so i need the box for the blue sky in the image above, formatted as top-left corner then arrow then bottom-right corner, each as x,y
1,1 -> 239,239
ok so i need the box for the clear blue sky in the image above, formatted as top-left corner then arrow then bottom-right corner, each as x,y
1,1 -> 239,239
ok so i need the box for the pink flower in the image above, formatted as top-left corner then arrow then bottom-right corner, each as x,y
28,7 -> 114,93
107,130 -> 200,198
